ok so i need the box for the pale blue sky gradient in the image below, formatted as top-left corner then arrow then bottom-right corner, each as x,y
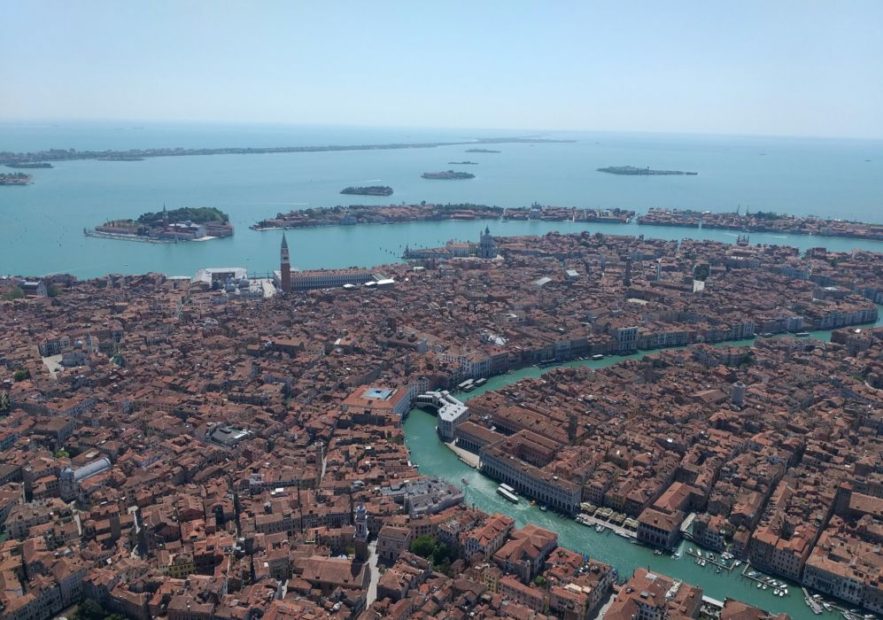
3,1 -> 883,138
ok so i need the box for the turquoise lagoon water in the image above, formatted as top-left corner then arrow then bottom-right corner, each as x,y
0,122 -> 881,278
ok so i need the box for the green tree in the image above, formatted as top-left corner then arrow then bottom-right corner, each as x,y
431,542 -> 452,566
693,263 -> 710,281
2,287 -> 24,301
13,368 -> 30,382
72,598 -> 125,620
410,535 -> 436,559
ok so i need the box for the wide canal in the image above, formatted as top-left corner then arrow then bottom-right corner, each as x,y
403,318 -> 883,618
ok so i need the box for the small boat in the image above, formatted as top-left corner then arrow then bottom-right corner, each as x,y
539,505 -> 548,512
654,549 -> 663,556
461,478 -> 469,486
762,584 -> 768,590
757,583 -> 762,589
795,332 -> 811,338
716,567 -> 722,574
496,486 -> 519,503
592,354 -> 605,360
672,552 -> 681,559
595,524 -> 605,533
474,377 -> 487,387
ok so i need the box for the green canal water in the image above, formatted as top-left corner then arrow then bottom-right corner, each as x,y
402,318 -> 883,618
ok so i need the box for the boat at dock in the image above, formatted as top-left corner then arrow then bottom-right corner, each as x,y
802,587 -> 824,614
458,379 -> 475,392
592,354 -> 605,360
474,377 -> 487,387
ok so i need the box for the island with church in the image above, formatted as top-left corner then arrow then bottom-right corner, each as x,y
84,206 -> 235,243
250,202 -> 635,230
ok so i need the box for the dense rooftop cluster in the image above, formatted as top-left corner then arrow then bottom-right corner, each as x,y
637,208 -> 883,240
462,331 -> 883,615
0,231 -> 881,618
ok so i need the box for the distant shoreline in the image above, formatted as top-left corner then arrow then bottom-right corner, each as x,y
0,137 -> 574,165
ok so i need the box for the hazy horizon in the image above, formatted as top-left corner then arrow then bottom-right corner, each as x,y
3,1 -> 883,140
3,119 -> 883,146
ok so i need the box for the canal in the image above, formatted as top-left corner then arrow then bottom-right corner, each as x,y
403,316 -> 883,618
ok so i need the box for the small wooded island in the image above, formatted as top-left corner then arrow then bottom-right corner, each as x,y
0,172 -> 32,186
5,162 -> 53,169
598,165 -> 698,176
340,185 -> 393,196
422,170 -> 475,180
86,206 -> 234,242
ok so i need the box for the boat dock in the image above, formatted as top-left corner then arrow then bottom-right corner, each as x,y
801,587 -> 824,615
685,547 -> 736,572
737,565 -> 795,600
575,512 -> 637,539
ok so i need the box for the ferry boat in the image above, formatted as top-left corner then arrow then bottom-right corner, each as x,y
794,331 -> 811,338
474,377 -> 488,387
496,486 -> 519,503
458,379 -> 475,391
592,354 -> 605,360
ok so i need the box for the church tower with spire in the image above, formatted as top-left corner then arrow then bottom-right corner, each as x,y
280,234 -> 291,294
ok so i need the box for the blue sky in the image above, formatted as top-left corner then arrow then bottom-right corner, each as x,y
2,1 -> 882,138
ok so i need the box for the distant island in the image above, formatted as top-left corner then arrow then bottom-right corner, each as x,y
447,161 -> 478,165
97,155 -> 145,162
251,203 -> 635,230
5,162 -> 52,169
0,137 -> 572,166
340,185 -> 393,196
0,172 -> 32,186
422,170 -> 475,180
598,165 -> 698,176
86,206 -> 234,243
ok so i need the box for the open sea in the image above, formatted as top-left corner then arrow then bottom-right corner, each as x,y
1,121 -> 882,278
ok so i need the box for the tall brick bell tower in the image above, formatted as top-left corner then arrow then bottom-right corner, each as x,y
280,233 -> 291,294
